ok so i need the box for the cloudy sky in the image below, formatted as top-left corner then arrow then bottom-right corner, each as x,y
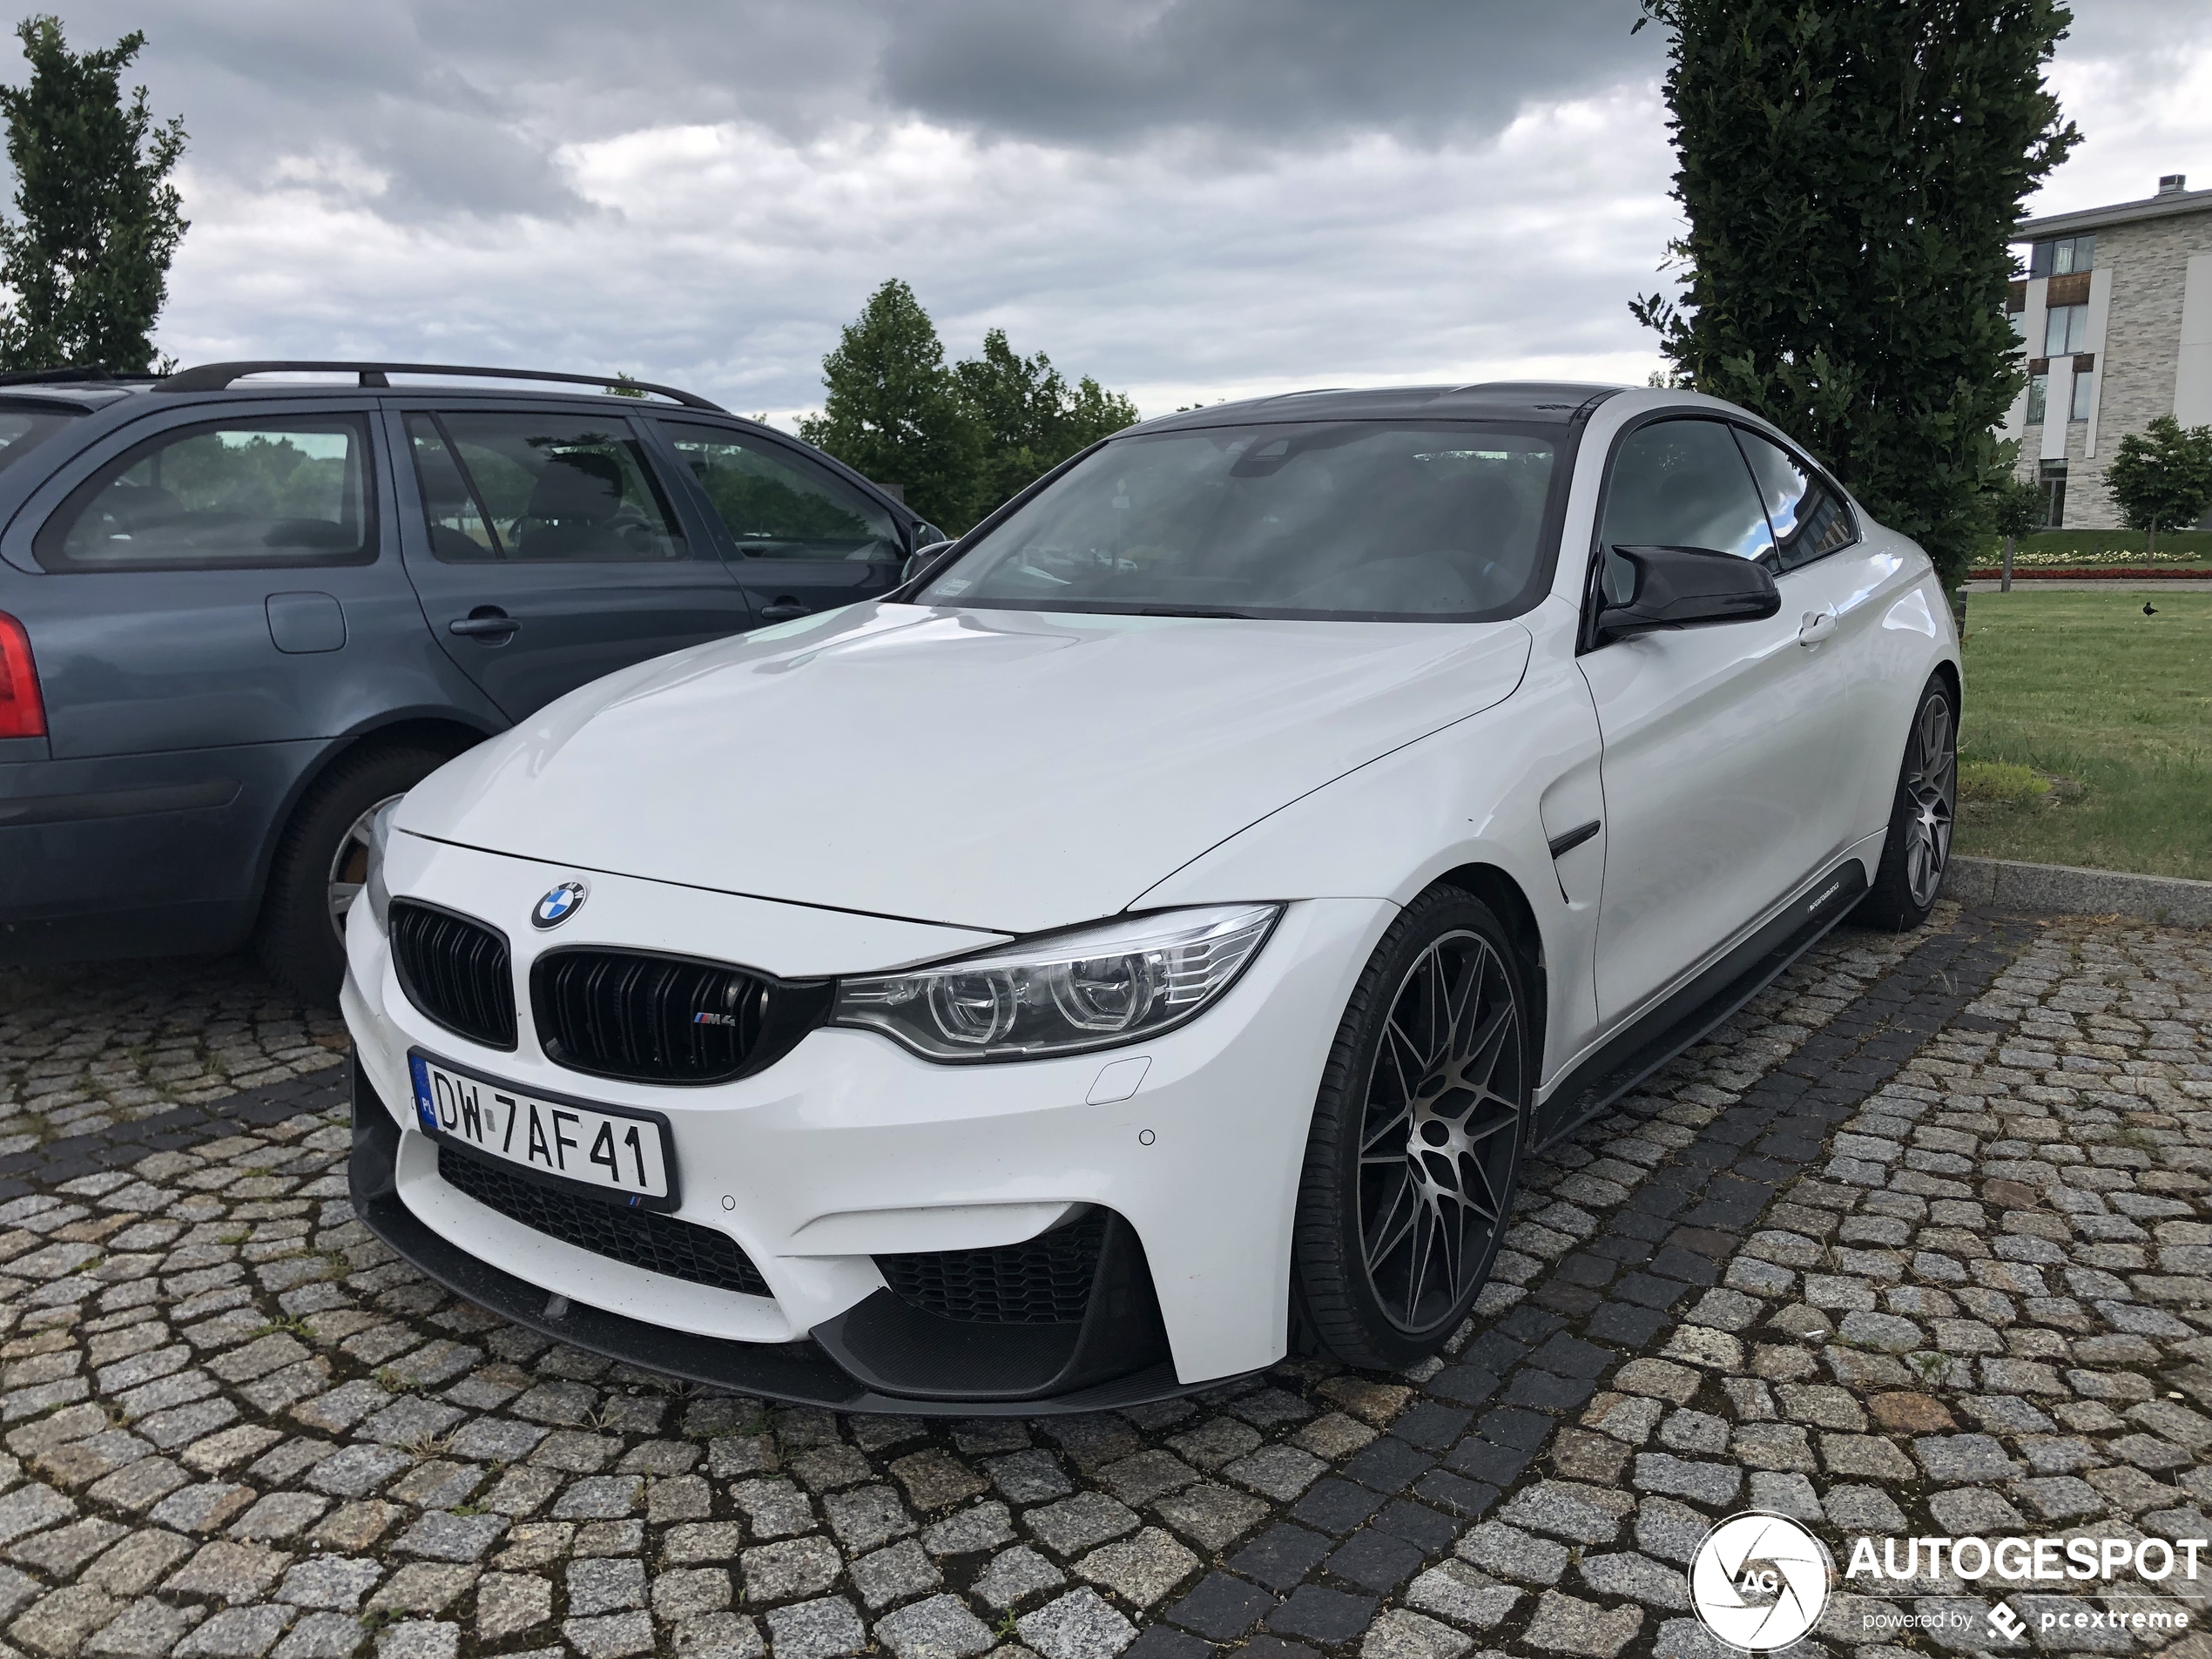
22,1 -> 2212,424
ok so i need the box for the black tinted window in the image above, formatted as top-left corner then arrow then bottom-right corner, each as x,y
1732,429 -> 1855,569
37,416 -> 374,571
919,421 -> 1561,620
411,412 -> 686,563
1599,419 -> 1776,574
662,422 -> 900,562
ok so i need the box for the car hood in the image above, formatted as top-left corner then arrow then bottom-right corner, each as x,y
401,603 -> 1533,937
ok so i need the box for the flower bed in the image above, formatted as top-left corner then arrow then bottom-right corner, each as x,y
1967,566 -> 2212,579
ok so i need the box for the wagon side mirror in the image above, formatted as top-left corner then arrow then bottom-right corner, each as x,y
901,539 -> 959,584
1595,544 -> 1781,642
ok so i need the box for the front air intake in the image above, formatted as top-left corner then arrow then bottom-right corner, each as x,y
436,1143 -> 770,1297
877,1211 -> 1109,1325
389,900 -> 516,1050
531,948 -> 833,1085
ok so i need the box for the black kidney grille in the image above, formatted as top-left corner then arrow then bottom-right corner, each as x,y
437,1143 -> 769,1298
877,1211 -> 1107,1325
390,901 -> 516,1050
532,949 -> 829,1085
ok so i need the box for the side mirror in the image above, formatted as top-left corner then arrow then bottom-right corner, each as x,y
901,539 -> 959,584
1595,544 -> 1780,642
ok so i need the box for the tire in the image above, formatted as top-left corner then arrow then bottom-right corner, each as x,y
1293,887 -> 1533,1369
255,743 -> 452,1004
1856,673 -> 1959,934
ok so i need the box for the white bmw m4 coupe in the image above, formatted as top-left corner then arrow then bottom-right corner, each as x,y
342,382 -> 1960,1413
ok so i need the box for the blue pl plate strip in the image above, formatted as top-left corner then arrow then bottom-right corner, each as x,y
408,1055 -> 436,1132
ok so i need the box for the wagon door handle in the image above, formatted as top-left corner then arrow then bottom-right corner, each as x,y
759,601 -> 811,623
449,609 -> 521,638
1797,610 -> 1837,647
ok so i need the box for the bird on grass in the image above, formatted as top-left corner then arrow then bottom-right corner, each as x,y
2142,602 -> 2158,616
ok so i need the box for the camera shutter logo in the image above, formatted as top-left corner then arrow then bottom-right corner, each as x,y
532,881 -> 588,930
1689,1513 -> 1835,1651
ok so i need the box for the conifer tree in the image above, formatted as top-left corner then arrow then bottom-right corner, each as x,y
1629,0 -> 2077,594
0,16 -> 186,373
799,279 -> 983,531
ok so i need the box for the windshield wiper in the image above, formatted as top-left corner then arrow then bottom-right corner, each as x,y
1135,605 -> 1259,619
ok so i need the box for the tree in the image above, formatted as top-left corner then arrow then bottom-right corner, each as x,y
799,280 -> 983,532
2104,415 -> 2212,554
0,16 -> 186,374
802,284 -> 1142,533
1629,0 -> 2077,596
1989,460 -> 2045,590
952,327 -> 1138,514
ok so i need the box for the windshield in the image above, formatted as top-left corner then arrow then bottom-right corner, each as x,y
917,421 -> 1563,620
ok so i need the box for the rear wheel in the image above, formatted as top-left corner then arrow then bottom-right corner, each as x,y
1858,674 -> 1958,933
256,743 -> 452,1004
1293,888 -> 1531,1369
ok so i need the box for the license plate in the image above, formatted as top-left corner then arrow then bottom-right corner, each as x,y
408,1052 -> 678,1211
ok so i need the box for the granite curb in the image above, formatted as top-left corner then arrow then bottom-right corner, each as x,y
1947,858 -> 2212,928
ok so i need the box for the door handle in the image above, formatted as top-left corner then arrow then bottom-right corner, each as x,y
449,610 -> 521,638
759,602 -> 811,623
1797,610 -> 1837,647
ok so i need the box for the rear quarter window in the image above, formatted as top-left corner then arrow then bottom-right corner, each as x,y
0,403 -> 83,476
34,415 -> 377,571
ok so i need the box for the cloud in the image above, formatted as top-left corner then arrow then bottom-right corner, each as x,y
21,0 -> 2212,422
876,0 -> 1652,148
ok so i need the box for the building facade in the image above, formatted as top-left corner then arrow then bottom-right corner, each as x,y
2004,175 -> 2212,529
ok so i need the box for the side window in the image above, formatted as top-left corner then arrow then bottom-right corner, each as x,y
1731,429 -> 1855,570
408,411 -> 686,563
661,421 -> 900,562
1596,418 -> 1777,600
36,416 -> 374,570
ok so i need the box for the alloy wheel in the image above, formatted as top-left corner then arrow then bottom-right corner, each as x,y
1903,693 -> 1957,910
1355,928 -> 1523,1335
327,792 -> 405,942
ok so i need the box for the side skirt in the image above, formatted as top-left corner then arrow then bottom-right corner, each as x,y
1532,856 -> 1870,1150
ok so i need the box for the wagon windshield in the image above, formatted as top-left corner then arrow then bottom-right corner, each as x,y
917,421 -> 1562,621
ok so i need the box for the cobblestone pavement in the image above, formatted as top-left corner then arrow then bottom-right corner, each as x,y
0,907 -> 2205,1659
0,958 -> 346,1150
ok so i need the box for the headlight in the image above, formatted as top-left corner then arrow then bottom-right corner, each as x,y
362,801 -> 401,934
832,904 -> 1280,1062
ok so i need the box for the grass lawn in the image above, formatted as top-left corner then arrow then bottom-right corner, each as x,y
1954,590 -> 2212,881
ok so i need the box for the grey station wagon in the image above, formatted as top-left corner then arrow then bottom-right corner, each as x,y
0,361 -> 941,998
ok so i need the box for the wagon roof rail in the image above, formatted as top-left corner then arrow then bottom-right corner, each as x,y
153,360 -> 726,411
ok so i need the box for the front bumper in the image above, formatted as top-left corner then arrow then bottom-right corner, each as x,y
342,835 -> 1393,1409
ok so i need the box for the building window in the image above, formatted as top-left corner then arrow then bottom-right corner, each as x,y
2039,461 -> 2067,529
2071,372 -> 2094,422
2029,233 -> 2095,278
2026,374 -> 2047,424
2044,303 -> 2088,357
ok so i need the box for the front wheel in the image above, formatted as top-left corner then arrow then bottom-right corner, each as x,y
256,743 -> 454,1004
1293,888 -> 1532,1370
1857,673 -> 1958,933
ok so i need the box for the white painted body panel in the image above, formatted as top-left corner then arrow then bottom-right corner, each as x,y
347,382 -> 1962,1391
395,605 -> 1533,937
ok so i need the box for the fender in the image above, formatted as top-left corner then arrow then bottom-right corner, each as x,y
1132,606 -> 1606,1091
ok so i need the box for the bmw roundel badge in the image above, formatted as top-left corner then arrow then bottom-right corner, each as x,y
532,880 -> 588,929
